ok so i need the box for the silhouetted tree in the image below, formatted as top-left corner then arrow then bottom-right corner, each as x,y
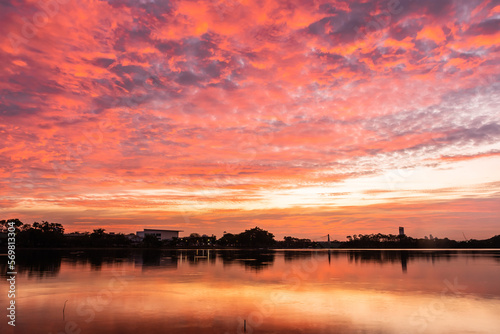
17,221 -> 65,247
218,233 -> 237,247
0,218 -> 23,233
281,236 -> 315,248
237,227 -> 275,248
142,234 -> 161,248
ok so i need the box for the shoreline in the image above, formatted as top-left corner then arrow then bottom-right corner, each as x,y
6,247 -> 500,251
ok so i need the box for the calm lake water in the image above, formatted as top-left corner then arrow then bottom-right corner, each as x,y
1,249 -> 500,334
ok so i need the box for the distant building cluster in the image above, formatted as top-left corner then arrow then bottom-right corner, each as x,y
136,229 -> 183,241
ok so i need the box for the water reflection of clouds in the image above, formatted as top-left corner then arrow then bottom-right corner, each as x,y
3,249 -> 500,334
2,249 -> 500,278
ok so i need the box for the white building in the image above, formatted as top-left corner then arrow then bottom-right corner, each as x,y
136,229 -> 183,241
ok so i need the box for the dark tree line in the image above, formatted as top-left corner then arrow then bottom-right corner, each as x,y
1,218 -> 499,249
342,233 -> 500,249
218,227 -> 276,248
0,220 -> 277,249
1,219 -> 65,247
0,219 -> 131,248
280,236 -> 317,248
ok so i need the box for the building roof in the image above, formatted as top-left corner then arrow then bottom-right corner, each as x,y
142,229 -> 184,232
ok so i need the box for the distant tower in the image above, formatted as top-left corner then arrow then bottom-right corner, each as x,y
399,227 -> 405,236
429,234 -> 433,240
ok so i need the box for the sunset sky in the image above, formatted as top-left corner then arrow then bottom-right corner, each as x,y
1,0 -> 499,240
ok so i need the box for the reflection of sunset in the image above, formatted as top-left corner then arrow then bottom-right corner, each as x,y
1,0 -> 500,239
7,250 -> 500,334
